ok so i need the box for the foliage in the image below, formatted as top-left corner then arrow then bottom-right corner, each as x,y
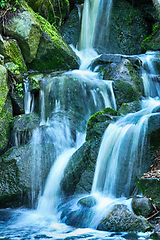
0,0 -> 19,11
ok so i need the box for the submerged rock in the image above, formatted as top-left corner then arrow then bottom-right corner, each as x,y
77,195 -> 97,208
97,204 -> 153,232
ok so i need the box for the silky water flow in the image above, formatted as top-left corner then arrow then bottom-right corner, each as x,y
1,0 -> 160,239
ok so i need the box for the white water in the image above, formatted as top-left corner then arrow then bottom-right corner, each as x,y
79,0 -> 113,51
24,79 -> 34,114
92,98 -> 160,197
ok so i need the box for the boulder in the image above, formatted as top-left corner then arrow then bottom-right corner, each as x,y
0,130 -> 55,208
132,196 -> 153,218
10,113 -> 40,147
61,6 -> 81,47
28,14 -> 80,72
118,101 -> 141,116
5,62 -> 23,83
3,39 -> 27,73
97,204 -> 153,232
0,96 -> 13,155
77,195 -> 97,208
3,10 -> 41,63
137,177 -> 160,209
0,55 -> 4,65
153,0 -> 160,20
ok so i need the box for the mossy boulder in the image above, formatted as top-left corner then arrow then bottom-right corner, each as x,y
97,204 -> 153,232
0,96 -> 13,155
28,14 -> 80,72
3,39 -> 27,73
28,73 -> 43,93
3,11 -> 41,63
118,101 -> 141,116
137,177 -> 160,209
5,62 -> 23,83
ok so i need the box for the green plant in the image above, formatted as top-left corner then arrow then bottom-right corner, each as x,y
14,82 -> 24,98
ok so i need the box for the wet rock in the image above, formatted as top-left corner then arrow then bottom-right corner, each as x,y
61,6 -> 81,47
64,208 -> 95,228
132,196 -> 153,217
97,204 -> 153,232
0,34 -> 4,56
150,223 -> 160,239
10,113 -> 40,147
28,73 -> 43,93
118,101 -> 141,116
0,64 -> 8,113
77,195 -> 97,208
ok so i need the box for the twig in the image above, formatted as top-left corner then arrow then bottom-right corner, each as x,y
147,210 -> 160,220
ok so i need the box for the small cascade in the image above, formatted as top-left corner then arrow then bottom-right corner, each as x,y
92,98 -> 160,198
139,51 -> 160,97
24,79 -> 34,114
79,0 -> 113,52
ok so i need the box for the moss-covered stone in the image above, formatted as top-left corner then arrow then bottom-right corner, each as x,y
0,96 -> 13,155
28,14 -> 79,72
28,73 -> 43,92
118,101 -> 141,116
3,10 -> 41,63
3,39 -> 27,73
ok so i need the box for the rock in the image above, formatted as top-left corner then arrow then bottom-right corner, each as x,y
150,223 -> 160,240
3,10 -> 41,63
132,197 -> 153,217
10,113 -> 40,147
5,62 -> 22,83
93,0 -> 149,55
28,73 -> 43,93
97,204 -> 153,232
0,65 -> 8,113
0,96 -> 13,155
3,39 -> 27,73
64,208 -> 95,228
141,23 -> 160,51
77,195 -> 97,208
28,14 -> 80,72
0,130 -> 55,208
137,177 -> 160,209
153,0 -> 160,20
61,6 -> 81,47
118,101 -> 141,116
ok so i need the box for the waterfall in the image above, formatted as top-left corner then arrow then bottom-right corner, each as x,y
24,79 -> 34,114
92,98 -> 160,197
139,51 -> 160,97
79,0 -> 113,52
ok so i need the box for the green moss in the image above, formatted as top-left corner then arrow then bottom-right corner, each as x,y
141,23 -> 160,51
4,40 -> 27,73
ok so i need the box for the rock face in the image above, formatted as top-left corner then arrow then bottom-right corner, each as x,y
97,204 -> 153,232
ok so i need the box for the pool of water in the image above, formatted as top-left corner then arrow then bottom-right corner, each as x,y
0,209 -> 152,240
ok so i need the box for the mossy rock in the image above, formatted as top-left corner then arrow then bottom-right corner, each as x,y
0,96 -> 13,155
0,65 -> 8,114
0,34 -> 4,56
113,80 -> 141,110
28,73 -> 43,92
3,39 -> 27,73
141,22 -> 160,51
5,62 -> 22,83
97,204 -> 153,232
118,101 -> 141,116
28,14 -> 79,72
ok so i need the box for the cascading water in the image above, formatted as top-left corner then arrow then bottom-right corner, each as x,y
1,0 -> 160,239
